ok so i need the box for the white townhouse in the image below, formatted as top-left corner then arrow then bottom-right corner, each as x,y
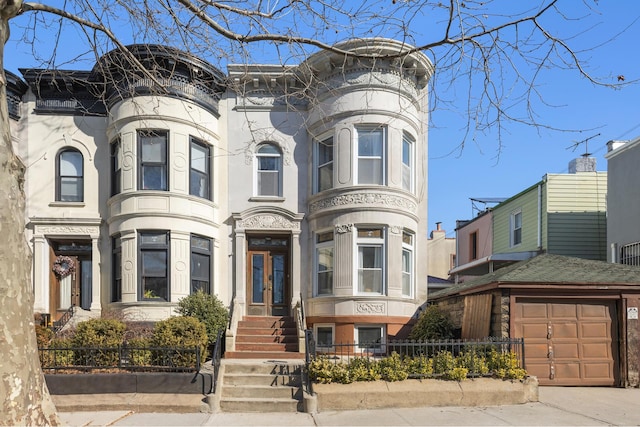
7,38 -> 433,352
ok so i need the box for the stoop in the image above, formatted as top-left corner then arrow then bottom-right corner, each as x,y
214,359 -> 305,413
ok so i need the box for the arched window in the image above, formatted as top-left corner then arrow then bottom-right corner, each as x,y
255,143 -> 282,197
56,148 -> 83,202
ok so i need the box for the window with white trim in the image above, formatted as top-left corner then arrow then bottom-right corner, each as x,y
402,231 -> 413,297
402,132 -> 414,191
510,210 -> 522,247
56,148 -> 83,202
111,139 -> 121,196
357,227 -> 385,294
138,130 -> 168,191
190,137 -> 211,200
255,143 -> 282,196
315,324 -> 334,350
315,136 -> 333,193
190,234 -> 212,294
356,126 -> 385,185
139,231 -> 169,301
315,231 -> 334,296
356,325 -> 385,352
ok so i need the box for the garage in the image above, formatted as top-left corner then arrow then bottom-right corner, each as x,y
429,253 -> 640,387
513,298 -> 618,386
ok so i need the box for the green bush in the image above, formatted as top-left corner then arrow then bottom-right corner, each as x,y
409,305 -> 455,341
151,316 -> 208,368
72,318 -> 126,366
125,337 -> 152,366
176,291 -> 229,347
40,338 -> 74,368
307,348 -> 527,384
35,325 -> 54,348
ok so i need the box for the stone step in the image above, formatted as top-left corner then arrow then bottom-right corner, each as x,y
236,327 -> 297,336
236,334 -> 297,344
224,350 -> 306,359
234,342 -> 298,352
219,397 -> 301,413
224,362 -> 303,375
223,373 -> 301,387
222,384 -> 301,399
238,316 -> 296,329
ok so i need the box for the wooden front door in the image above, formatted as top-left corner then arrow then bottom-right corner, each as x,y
50,247 -> 92,321
247,237 -> 289,316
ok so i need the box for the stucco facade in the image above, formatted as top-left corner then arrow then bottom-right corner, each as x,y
7,39 -> 433,346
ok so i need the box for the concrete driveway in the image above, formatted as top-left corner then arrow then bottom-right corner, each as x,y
60,386 -> 640,426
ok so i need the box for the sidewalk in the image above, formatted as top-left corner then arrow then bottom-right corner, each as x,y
59,387 -> 640,426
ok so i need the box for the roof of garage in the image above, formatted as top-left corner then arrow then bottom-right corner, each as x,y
430,253 -> 640,299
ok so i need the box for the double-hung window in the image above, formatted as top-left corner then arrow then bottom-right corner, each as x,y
138,130 -> 168,191
356,325 -> 385,352
315,325 -> 334,350
315,231 -> 334,296
315,136 -> 334,192
356,126 -> 385,185
139,231 -> 169,301
190,235 -> 212,294
402,231 -> 413,297
111,235 -> 122,302
255,143 -> 282,197
190,137 -> 211,199
402,132 -> 414,192
111,139 -> 122,196
357,227 -> 385,294
511,210 -> 522,247
56,148 -> 83,202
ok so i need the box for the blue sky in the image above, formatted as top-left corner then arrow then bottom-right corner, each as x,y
4,1 -> 640,238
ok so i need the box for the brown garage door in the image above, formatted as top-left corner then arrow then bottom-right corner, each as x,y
513,299 -> 617,386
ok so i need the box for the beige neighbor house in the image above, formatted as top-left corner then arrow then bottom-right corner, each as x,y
450,157 -> 607,282
7,38 -> 433,355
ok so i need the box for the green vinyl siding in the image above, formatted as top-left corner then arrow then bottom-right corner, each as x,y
492,184 -> 541,254
545,173 -> 607,260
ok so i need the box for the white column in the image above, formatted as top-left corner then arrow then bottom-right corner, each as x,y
32,236 -> 49,313
234,229 -> 246,305
90,236 -> 102,311
291,230 -> 301,306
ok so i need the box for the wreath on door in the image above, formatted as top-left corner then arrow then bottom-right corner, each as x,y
52,255 -> 76,279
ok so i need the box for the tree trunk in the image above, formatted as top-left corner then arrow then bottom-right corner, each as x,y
0,1 -> 60,424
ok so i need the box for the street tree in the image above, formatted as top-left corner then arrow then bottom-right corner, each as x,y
0,1 -> 632,424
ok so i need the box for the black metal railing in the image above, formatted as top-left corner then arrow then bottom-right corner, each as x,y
39,345 -> 201,373
304,332 -> 525,380
52,306 -> 75,334
211,330 -> 224,394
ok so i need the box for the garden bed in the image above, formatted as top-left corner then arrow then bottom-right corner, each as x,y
310,376 -> 539,412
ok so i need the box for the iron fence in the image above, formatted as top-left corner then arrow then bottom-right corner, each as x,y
38,345 -> 201,372
211,330 -> 224,394
304,330 -> 525,379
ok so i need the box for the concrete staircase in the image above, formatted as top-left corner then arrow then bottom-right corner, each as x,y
225,316 -> 304,359
217,360 -> 304,412
215,316 -> 306,412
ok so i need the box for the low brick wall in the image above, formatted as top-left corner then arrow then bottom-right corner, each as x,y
311,377 -> 538,412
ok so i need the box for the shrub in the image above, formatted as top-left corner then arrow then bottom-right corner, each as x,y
176,291 -> 229,347
72,318 -> 126,366
125,337 -> 152,366
406,355 -> 433,377
456,350 -> 489,376
432,350 -> 456,375
151,316 -> 208,368
488,349 -> 527,380
348,357 -> 381,382
40,338 -> 74,368
378,352 -> 409,382
409,305 -> 455,341
35,325 -> 54,348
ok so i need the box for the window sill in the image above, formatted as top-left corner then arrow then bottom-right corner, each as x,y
49,201 -> 85,208
249,196 -> 285,202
